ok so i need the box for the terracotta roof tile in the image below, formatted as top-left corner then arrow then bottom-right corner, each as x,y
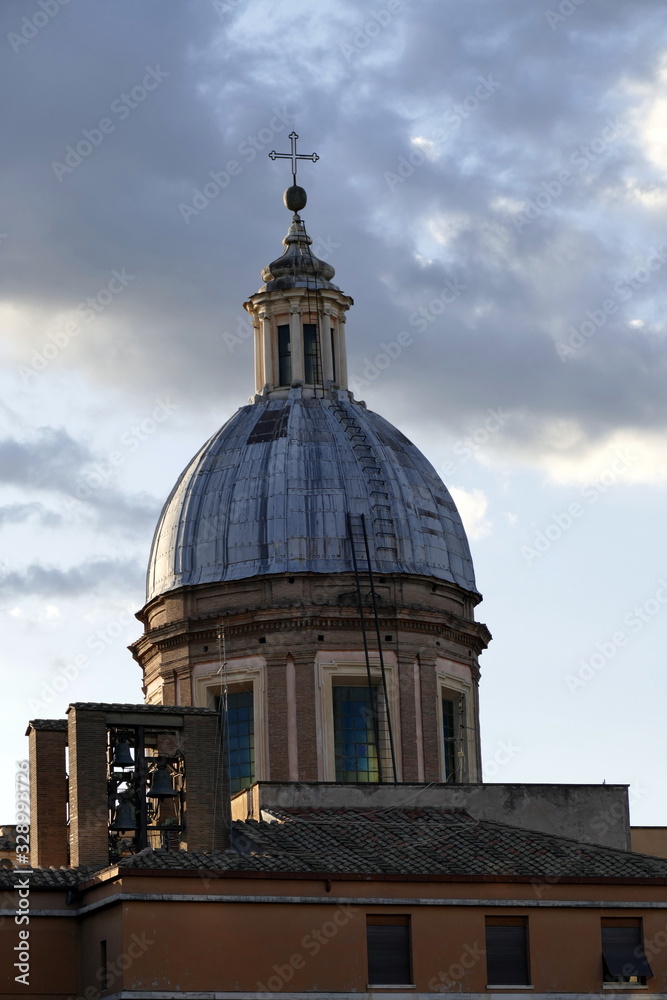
6,807 -> 667,888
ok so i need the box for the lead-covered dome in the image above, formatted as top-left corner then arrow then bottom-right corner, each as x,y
146,394 -> 477,603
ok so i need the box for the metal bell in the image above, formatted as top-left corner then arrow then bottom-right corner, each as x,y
147,766 -> 178,798
109,800 -> 137,830
111,741 -> 134,768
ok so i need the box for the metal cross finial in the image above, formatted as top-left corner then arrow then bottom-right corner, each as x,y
269,132 -> 319,186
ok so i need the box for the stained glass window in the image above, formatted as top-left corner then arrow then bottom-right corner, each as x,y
333,685 -> 379,783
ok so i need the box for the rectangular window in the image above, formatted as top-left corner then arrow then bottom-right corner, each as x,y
303,323 -> 320,384
602,918 -> 653,984
442,694 -> 466,783
333,685 -> 378,783
367,916 -> 412,986
217,689 -> 255,793
278,324 -> 291,385
485,917 -> 530,986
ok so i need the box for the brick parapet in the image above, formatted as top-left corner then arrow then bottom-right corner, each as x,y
68,707 -> 108,868
28,726 -> 68,868
182,713 -> 227,852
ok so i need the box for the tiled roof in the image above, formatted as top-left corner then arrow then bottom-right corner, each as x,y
27,719 -> 68,731
5,808 -> 667,890
223,807 -> 667,879
0,864 -> 101,889
68,702 -> 216,715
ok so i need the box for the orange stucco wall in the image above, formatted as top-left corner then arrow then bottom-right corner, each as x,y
0,918 -> 78,999
2,875 -> 667,996
632,826 -> 667,859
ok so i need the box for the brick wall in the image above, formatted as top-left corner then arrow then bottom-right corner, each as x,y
419,653 -> 440,783
293,654 -> 319,781
397,643 -> 419,783
68,707 -> 108,868
28,726 -> 68,869
182,713 -> 228,852
265,653 -> 288,780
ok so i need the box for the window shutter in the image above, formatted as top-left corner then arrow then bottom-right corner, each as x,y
602,923 -> 653,980
485,920 -> 530,986
367,917 -> 411,985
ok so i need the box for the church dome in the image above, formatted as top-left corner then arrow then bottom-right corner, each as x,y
146,394 -> 478,603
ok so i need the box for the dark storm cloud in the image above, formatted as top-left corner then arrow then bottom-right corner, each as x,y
1,0 -> 667,461
0,557 -> 143,597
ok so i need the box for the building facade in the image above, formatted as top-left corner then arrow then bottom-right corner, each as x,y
3,177 -> 667,999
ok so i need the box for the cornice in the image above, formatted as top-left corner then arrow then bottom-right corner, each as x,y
133,609 -> 491,658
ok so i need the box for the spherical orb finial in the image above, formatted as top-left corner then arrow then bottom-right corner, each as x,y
284,185 -> 307,213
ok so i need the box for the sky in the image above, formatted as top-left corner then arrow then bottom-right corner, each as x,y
1,0 -> 667,827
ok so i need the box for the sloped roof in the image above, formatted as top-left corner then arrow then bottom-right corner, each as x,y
227,807 -> 667,879
27,719 -> 68,731
146,396 -> 478,602
67,703 -> 216,715
7,808 -> 667,890
0,864 -> 101,888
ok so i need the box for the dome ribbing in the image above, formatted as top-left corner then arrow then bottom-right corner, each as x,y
146,394 -> 477,602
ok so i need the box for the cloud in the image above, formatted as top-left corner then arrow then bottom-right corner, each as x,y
450,487 -> 491,541
0,502 -> 61,528
0,427 -> 91,492
0,558 -> 144,599
1,0 -> 667,475
0,426 -> 162,535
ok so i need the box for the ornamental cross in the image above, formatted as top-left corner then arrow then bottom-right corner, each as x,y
269,132 -> 319,185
